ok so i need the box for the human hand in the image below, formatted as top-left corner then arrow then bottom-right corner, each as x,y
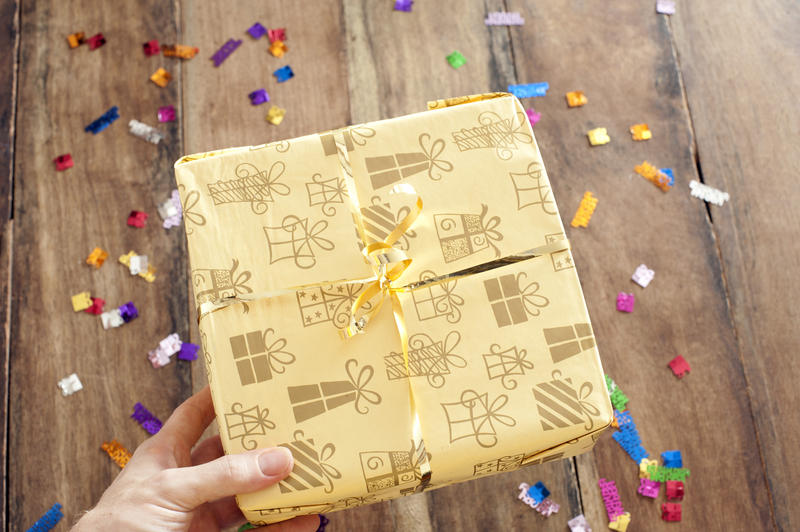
72,386 -> 322,532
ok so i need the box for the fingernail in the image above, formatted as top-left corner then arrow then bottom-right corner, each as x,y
258,447 -> 292,476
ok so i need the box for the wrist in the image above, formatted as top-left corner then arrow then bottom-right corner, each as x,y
71,509 -> 99,531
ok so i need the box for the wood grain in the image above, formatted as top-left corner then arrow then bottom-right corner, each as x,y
505,0 -> 772,529
0,0 -> 18,526
670,1 -> 800,530
8,1 -> 189,528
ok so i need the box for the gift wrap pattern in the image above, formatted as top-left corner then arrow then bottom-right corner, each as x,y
174,92 -> 613,525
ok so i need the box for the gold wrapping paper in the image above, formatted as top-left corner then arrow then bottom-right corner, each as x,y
174,93 -> 613,525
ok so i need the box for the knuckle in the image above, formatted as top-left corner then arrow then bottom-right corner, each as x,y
219,454 -> 250,482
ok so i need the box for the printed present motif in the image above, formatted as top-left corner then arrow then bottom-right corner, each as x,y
178,185 -> 206,235
510,162 -> 557,214
483,344 -> 534,390
543,323 -> 595,364
288,359 -> 381,423
441,390 -> 516,448
365,133 -> 453,189
296,283 -> 371,329
193,259 -> 253,307
451,110 -> 532,160
278,430 -> 341,494
319,125 -> 376,156
434,204 -> 502,263
484,272 -> 549,327
225,402 -> 276,450
533,370 -> 600,431
410,270 -> 464,323
472,453 -> 525,476
228,329 -> 295,386
384,330 -> 464,388
306,173 -> 346,216
360,440 -> 430,493
545,232 -> 574,271
359,196 -> 417,250
207,161 -> 289,214
263,216 -> 335,269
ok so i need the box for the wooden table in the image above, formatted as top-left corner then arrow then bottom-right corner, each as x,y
3,1 -> 797,530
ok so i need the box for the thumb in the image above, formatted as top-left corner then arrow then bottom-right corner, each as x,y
160,446 -> 294,510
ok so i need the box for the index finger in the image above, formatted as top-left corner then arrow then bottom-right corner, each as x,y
158,386 -> 216,447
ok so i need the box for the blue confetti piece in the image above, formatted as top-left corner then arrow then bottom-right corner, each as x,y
507,82 -> 549,98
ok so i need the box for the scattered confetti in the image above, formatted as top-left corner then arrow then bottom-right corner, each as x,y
100,308 -> 124,329
570,191 -> 598,228
57,373 -> 83,396
85,106 -> 119,134
273,65 -> 294,82
394,0 -> 413,12
689,179 -> 729,206
119,301 -> 139,322
248,22 -> 267,40
148,333 -> 182,368
635,161 -> 672,191
525,108 -> 541,126
86,247 -> 108,268
656,0 -> 676,14
67,32 -> 86,48
508,82 -> 549,98
661,502 -> 681,522
119,251 -> 156,282
612,410 -> 649,463
128,254 -> 148,276
566,90 -> 587,107
616,292 -> 635,313
158,189 -> 183,229
143,39 -> 160,56
637,478 -> 660,498
661,450 -> 683,468
268,28 -> 287,42
668,355 -> 690,378
631,264 -> 654,288
249,88 -> 270,105
85,297 -> 105,315
27,503 -> 63,532
54,153 -> 74,171
646,464 -> 690,482
211,38 -> 243,66
101,439 -> 132,469
269,40 -> 288,57
162,44 -> 199,59
666,480 -> 685,501
72,291 -> 92,312
484,12 -> 524,25
516,482 -> 560,516
266,105 -> 286,125
127,211 -> 148,228
639,457 -> 658,478
598,478 -> 630,531
629,123 -> 652,140
605,375 -> 629,411
659,167 -> 675,186
131,402 -> 162,434
446,51 -> 466,69
177,342 -> 200,361
150,67 -> 171,87
587,127 -> 610,146
158,105 -> 176,122
128,119 -> 164,144
87,33 -> 106,50
567,514 -> 592,532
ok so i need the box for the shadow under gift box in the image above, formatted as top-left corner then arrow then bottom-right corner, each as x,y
174,92 -> 613,525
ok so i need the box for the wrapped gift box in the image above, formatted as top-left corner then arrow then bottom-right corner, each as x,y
174,92 -> 612,525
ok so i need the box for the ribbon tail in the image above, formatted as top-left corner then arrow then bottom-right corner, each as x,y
391,292 -> 432,492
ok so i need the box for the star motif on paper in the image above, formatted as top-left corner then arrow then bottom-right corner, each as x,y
337,286 -> 345,293
305,315 -> 312,323
315,311 -> 322,318
311,293 -> 318,301
298,291 -> 306,299
329,303 -> 335,310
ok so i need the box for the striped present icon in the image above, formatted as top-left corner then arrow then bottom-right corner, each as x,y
533,371 -> 600,431
384,331 -> 464,388
359,197 -> 417,250
287,359 -> 381,423
278,430 -> 340,494
364,133 -> 453,189
207,161 -> 289,214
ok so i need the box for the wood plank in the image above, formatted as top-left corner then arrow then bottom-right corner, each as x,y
341,1 -> 584,530
670,1 -> 800,529
8,1 -> 189,528
0,0 -> 19,527
505,0 -> 772,530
